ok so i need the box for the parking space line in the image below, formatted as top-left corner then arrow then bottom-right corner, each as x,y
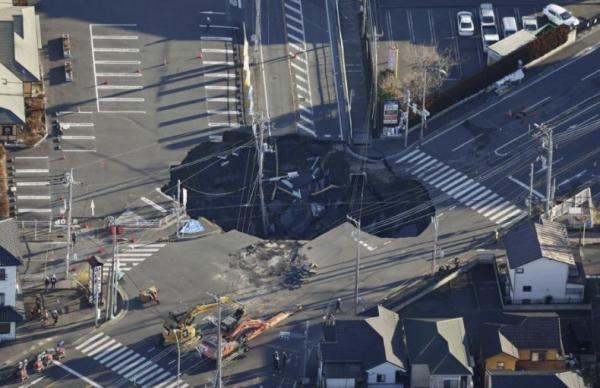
15,169 -> 49,173
208,122 -> 240,128
17,208 -> 52,213
428,9 -> 436,46
17,195 -> 51,200
200,36 -> 233,42
89,24 -> 100,112
203,72 -> 235,78
60,122 -> 94,128
98,110 -> 145,114
201,48 -> 234,54
98,97 -> 145,102
92,35 -> 138,40
448,9 -> 463,78
93,48 -> 140,53
207,109 -> 240,115
198,24 -> 239,30
14,156 -> 48,160
207,97 -> 238,102
16,181 -> 49,186
202,60 -> 234,65
61,135 -> 96,140
90,23 -> 137,27
62,149 -> 97,152
96,72 -> 142,77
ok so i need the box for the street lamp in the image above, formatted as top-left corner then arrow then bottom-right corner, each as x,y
420,67 -> 447,141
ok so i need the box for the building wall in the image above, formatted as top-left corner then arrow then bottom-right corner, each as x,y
517,348 -> 561,361
0,321 -> 16,341
410,364 -> 430,388
509,258 -> 569,303
484,353 -> 517,371
0,266 -> 17,306
325,378 -> 356,388
430,374 -> 473,388
367,362 -> 405,386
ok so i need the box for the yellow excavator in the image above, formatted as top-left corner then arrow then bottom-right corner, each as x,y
161,296 -> 245,346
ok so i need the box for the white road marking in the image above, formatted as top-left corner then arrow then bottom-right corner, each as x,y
298,122 -> 316,137
76,333 -> 106,350
289,42 -> 304,52
203,60 -> 234,65
117,253 -> 154,257
298,105 -> 312,114
92,35 -> 138,40
205,85 -> 237,90
508,175 -> 545,199
94,60 -> 141,65
98,110 -> 146,114
18,375 -> 45,388
62,149 -> 97,152
285,12 -> 302,25
17,208 -> 52,213
200,36 -> 233,41
300,114 -> 313,124
90,23 -> 137,27
98,97 -> 145,102
208,122 -> 240,128
89,24 -> 100,112
16,181 -> 49,187
15,169 -> 49,173
558,170 -> 587,188
581,68 -> 600,81
203,72 -> 235,78
17,195 -> 51,200
451,133 -> 484,152
14,156 -> 48,160
54,361 -> 103,388
207,97 -> 238,102
93,47 -> 140,53
198,24 -> 239,29
96,72 -> 143,77
290,62 -> 306,73
60,122 -> 94,128
523,96 -> 551,112
129,243 -> 166,248
284,3 -> 301,14
140,197 -> 167,213
61,135 -> 96,140
288,33 -> 304,43
295,74 -> 307,83
207,109 -> 240,115
286,22 -> 304,36
97,85 -> 143,90
201,48 -> 234,53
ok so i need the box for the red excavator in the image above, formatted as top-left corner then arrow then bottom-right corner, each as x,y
200,306 -> 301,360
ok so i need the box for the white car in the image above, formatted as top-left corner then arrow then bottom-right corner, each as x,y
457,11 -> 475,36
482,25 -> 500,51
543,4 -> 579,27
480,3 -> 496,27
521,16 -> 539,31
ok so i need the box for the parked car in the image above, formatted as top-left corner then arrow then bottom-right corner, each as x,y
521,16 -> 539,31
457,11 -> 475,36
481,25 -> 500,51
543,3 -> 579,27
502,17 -> 518,37
479,3 -> 496,27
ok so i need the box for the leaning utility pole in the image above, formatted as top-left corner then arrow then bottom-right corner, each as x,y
176,179 -> 181,238
207,292 -> 223,388
404,90 -> 410,148
346,214 -> 361,315
65,169 -> 74,277
528,162 -> 534,216
431,215 -> 439,275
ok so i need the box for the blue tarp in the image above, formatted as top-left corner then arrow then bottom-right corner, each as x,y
180,219 -> 205,235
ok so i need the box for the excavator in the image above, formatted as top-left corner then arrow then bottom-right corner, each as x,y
200,305 -> 302,360
162,296 -> 245,346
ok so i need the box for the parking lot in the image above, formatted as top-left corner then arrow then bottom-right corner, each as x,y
376,2 -> 546,86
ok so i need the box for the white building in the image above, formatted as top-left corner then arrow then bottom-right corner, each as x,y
502,220 -> 585,304
318,305 -> 408,387
0,218 -> 23,341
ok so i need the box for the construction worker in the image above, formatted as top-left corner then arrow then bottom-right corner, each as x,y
149,288 -> 159,304
44,277 -> 50,293
281,351 -> 289,369
334,298 -> 342,313
51,310 -> 59,326
51,274 -> 57,289
206,17 -> 211,31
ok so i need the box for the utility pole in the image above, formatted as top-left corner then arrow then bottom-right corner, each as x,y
107,219 -> 119,320
404,90 -> 410,148
254,114 -> 268,235
65,169 -> 74,277
301,319 -> 309,383
535,123 -> 554,220
431,215 -> 439,275
346,214 -> 361,315
420,69 -> 428,141
176,179 -> 181,238
207,292 -> 223,388
528,162 -> 534,216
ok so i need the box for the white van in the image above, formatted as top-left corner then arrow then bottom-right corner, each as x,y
502,17 -> 518,37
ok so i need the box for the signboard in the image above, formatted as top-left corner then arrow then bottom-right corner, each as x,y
383,99 -> 400,126
88,261 -> 103,305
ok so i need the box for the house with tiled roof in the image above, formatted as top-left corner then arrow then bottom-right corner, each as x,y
0,218 -> 23,341
502,220 -> 584,304
480,313 -> 566,382
486,370 -> 587,388
403,317 -> 473,388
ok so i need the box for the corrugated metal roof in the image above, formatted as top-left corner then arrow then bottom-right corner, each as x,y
0,61 -> 25,123
488,29 -> 537,57
0,218 -> 23,266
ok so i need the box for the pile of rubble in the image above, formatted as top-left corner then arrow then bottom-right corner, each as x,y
229,240 -> 317,289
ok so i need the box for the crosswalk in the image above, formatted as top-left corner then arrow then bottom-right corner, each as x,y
396,149 -> 527,228
284,0 -> 317,138
75,332 -> 188,388
13,156 -> 52,220
103,243 -> 166,275
56,111 -> 96,152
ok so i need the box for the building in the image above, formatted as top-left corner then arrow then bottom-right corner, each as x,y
403,317 -> 473,388
486,370 -> 587,388
502,220 -> 585,304
481,313 -> 565,377
318,305 -> 408,387
0,1 -> 42,140
0,218 -> 23,341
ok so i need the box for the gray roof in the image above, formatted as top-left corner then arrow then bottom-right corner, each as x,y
403,317 -> 473,376
0,218 -> 22,266
488,371 -> 586,388
480,324 -> 519,359
321,305 -> 407,371
503,220 -> 575,268
488,29 -> 537,57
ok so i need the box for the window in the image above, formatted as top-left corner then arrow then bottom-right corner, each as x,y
516,268 -> 524,274
496,361 -> 505,369
376,374 -> 386,383
0,268 -> 5,280
443,379 -> 459,388
0,322 -> 10,334
522,286 -> 532,292
0,293 -> 4,306
531,351 -> 546,361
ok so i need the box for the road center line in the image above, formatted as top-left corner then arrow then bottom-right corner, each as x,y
523,96 -> 551,112
508,175 -> 545,199
54,361 -> 104,388
581,68 -> 600,81
451,133 -> 484,152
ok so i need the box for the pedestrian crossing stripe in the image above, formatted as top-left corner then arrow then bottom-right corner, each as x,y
396,149 -> 527,228
101,243 -> 166,274
75,332 -> 189,388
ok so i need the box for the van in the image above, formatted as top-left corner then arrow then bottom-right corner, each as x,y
502,17 -> 518,37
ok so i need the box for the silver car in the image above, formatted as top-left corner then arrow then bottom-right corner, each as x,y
457,11 -> 475,36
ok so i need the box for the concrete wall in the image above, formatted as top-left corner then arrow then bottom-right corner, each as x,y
325,378 -> 356,388
430,374 -> 473,388
509,258 -> 569,303
410,364 -> 430,388
367,362 -> 404,386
